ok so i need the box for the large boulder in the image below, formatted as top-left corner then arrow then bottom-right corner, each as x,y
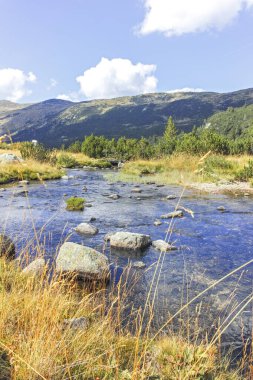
75,223 -> 98,235
109,232 -> 151,251
22,258 -> 46,276
0,235 -> 15,260
56,242 -> 109,281
0,153 -> 22,164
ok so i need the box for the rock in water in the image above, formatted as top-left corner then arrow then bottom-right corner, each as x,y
161,210 -> 183,219
166,195 -> 177,200
0,235 -> 15,260
75,223 -> 98,235
110,232 -> 151,251
56,242 -> 109,281
132,261 -> 146,269
154,220 -> 162,226
23,258 -> 46,276
131,187 -> 142,193
152,240 -> 177,252
217,206 -> 226,212
108,194 -> 121,200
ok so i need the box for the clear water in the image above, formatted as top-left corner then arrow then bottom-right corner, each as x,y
1,169 -> 253,352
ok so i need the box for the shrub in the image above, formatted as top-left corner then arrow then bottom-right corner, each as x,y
57,154 -> 78,168
65,197 -> 85,211
234,160 -> 253,181
20,142 -> 56,164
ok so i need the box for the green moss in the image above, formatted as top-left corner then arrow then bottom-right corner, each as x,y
65,197 -> 85,211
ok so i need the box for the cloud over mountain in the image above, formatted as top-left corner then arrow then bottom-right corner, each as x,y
0,68 -> 36,102
139,0 -> 253,37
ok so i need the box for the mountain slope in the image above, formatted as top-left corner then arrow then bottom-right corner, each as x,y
205,104 -> 253,138
1,88 -> 253,147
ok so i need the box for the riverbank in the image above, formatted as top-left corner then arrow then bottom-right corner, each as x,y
0,147 -> 111,185
0,257 -> 241,379
112,154 -> 253,195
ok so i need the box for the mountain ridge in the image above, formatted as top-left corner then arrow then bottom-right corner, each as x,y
1,88 -> 253,147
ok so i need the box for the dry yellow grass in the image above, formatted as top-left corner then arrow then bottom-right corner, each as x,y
0,159 -> 63,184
0,258 -> 241,379
117,154 -> 253,187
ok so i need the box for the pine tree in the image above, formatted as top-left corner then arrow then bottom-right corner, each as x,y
164,116 -> 177,143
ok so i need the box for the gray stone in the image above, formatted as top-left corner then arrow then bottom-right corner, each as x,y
23,258 -> 46,276
108,194 -> 121,200
110,232 -> 151,251
61,175 -> 69,180
217,206 -> 226,212
104,232 -> 114,242
152,240 -> 177,252
75,223 -> 98,235
0,153 -> 22,164
132,261 -> 146,269
56,242 -> 109,281
131,187 -> 142,193
63,317 -> 90,330
154,220 -> 162,226
166,195 -> 177,200
161,210 -> 183,219
0,235 -> 15,260
19,180 -> 30,185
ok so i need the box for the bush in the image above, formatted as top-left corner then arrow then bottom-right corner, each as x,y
57,154 -> 78,168
65,197 -> 85,211
20,142 -> 56,164
234,160 -> 253,181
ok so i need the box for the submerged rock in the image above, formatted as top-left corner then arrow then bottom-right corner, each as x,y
0,235 -> 15,260
56,242 -> 109,281
161,210 -> 183,219
110,232 -> 151,251
23,258 -> 46,276
75,223 -> 98,235
152,240 -> 177,252
13,190 -> 29,197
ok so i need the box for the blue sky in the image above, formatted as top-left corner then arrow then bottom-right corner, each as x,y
0,0 -> 253,102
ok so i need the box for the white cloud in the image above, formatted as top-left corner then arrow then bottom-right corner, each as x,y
167,87 -> 205,93
76,57 -> 158,99
139,0 -> 253,37
56,92 -> 79,102
0,68 -> 36,102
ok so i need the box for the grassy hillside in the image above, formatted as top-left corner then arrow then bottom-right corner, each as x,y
205,104 -> 253,138
1,88 -> 253,146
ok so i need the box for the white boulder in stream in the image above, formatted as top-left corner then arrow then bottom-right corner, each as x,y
109,232 -> 151,251
152,240 -> 177,252
56,242 -> 109,281
75,223 -> 98,235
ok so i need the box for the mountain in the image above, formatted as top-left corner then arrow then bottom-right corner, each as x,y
204,104 -> 253,138
1,88 -> 253,147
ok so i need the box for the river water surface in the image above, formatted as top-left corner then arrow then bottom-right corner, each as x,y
1,169 -> 253,355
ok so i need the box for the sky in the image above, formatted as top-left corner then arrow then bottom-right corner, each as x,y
0,0 -> 253,103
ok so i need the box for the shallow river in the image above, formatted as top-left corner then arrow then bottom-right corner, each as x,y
1,169 -> 253,354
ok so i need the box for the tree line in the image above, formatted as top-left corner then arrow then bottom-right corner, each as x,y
67,116 -> 253,159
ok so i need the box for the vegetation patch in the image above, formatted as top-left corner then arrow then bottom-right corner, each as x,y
65,196 -> 85,211
0,258 -> 242,379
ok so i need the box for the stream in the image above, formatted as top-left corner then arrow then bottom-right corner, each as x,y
1,168 -> 253,357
